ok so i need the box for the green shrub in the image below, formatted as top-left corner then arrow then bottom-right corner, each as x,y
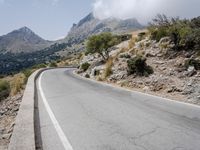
149,26 -> 168,42
81,62 -> 90,71
32,63 -> 47,69
127,56 -> 153,76
185,59 -> 200,70
149,15 -> 200,51
49,62 -> 57,67
85,74 -> 90,78
0,80 -> 10,100
86,32 -> 120,61
120,53 -> 131,59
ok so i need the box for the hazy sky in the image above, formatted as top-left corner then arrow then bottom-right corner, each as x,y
0,0 -> 94,40
0,0 -> 199,40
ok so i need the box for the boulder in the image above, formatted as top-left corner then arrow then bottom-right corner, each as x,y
159,37 -> 171,45
184,66 -> 197,77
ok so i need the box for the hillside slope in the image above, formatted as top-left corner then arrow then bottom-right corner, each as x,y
77,30 -> 200,105
0,27 -> 52,53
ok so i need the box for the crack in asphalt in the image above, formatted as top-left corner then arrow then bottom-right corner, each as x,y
130,126 -> 160,150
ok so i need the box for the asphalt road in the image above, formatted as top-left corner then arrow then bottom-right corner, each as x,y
36,68 -> 200,150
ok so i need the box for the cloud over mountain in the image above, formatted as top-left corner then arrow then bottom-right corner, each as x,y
93,0 -> 200,24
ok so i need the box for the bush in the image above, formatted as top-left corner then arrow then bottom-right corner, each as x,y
81,62 -> 90,71
49,62 -> 57,67
149,15 -> 200,51
127,56 -> 153,76
185,59 -> 200,70
85,74 -> 90,78
119,53 -> 131,59
86,32 -> 120,61
0,80 -> 10,100
32,63 -> 47,69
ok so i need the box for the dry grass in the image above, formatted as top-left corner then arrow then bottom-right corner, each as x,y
9,73 -> 25,96
103,57 -> 113,79
128,37 -> 136,49
96,76 -> 103,81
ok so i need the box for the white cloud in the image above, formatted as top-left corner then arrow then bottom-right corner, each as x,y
93,0 -> 200,24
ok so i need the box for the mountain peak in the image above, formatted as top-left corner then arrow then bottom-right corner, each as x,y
65,12 -> 143,44
76,13 -> 95,27
17,26 -> 33,34
0,27 -> 52,53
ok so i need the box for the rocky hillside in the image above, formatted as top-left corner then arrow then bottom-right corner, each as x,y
62,13 -> 143,45
77,29 -> 200,105
0,27 -> 52,53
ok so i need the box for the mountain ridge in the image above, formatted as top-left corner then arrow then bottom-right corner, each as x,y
61,13 -> 144,45
0,26 -> 52,53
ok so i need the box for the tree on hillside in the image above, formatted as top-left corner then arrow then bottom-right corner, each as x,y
149,15 -> 200,51
86,33 -> 119,61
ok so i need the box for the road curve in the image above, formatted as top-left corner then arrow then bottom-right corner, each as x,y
36,68 -> 200,150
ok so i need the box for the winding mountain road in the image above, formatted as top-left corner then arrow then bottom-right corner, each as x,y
36,68 -> 200,150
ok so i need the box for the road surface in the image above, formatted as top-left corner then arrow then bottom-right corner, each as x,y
36,68 -> 200,150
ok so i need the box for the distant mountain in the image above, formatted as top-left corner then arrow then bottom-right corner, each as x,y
62,13 -> 143,44
0,27 -> 52,53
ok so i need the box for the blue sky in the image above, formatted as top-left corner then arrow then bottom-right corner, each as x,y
0,0 -> 94,40
1,0 -> 199,40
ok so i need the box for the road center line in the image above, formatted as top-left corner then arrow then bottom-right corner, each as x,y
38,72 -> 73,150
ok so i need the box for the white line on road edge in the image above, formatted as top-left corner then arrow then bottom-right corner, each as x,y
38,72 -> 73,150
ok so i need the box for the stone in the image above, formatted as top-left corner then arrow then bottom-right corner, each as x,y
167,86 -> 183,93
185,66 -> 197,77
2,133 -> 11,140
143,86 -> 149,92
159,37 -> 171,44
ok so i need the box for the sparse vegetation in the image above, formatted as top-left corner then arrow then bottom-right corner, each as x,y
86,32 -> 120,61
137,32 -> 147,41
127,55 -> 153,76
49,61 -> 58,67
10,74 -> 25,96
81,62 -> 90,71
22,69 -> 34,83
119,53 -> 131,59
85,74 -> 90,78
128,38 -> 136,49
103,58 -> 113,79
149,14 -> 200,51
0,80 -> 10,100
185,58 -> 200,70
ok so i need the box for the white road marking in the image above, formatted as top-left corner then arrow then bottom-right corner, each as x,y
38,72 -> 73,150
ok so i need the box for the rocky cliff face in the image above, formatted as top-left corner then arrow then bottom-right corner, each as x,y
0,27 -> 52,53
63,13 -> 143,45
